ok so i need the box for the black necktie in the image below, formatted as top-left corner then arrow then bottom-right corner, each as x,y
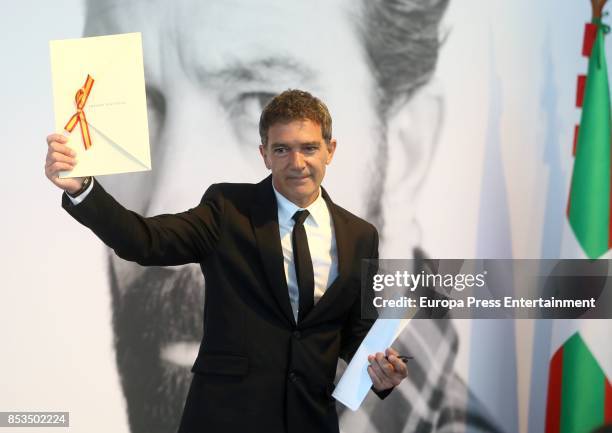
292,210 -> 314,322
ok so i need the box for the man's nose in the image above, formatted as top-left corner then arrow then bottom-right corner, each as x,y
288,150 -> 306,170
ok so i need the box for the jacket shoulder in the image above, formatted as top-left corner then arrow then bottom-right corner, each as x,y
330,201 -> 378,237
199,182 -> 259,205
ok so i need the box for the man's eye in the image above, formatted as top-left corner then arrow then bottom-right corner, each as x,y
230,92 -> 275,120
273,147 -> 288,154
302,146 -> 318,155
226,91 -> 276,145
246,92 -> 275,111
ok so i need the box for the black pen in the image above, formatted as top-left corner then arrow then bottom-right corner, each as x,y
385,355 -> 413,363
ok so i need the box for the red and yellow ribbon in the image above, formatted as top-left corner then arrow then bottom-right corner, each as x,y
64,74 -> 94,150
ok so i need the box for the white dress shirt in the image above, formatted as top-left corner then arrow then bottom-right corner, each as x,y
273,185 -> 338,322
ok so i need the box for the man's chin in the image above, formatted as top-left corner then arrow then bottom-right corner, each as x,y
290,177 -> 319,193
287,176 -> 311,184
282,182 -> 320,203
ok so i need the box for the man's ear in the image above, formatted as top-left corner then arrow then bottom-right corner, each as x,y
384,82 -> 443,199
259,144 -> 272,170
326,138 -> 337,165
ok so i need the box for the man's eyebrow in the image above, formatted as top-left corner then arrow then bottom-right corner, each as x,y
270,141 -> 321,148
194,57 -> 315,85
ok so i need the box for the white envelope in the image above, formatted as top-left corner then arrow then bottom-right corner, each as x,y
49,32 -> 151,178
332,318 -> 410,411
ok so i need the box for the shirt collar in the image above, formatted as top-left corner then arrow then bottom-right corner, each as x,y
273,184 -> 327,227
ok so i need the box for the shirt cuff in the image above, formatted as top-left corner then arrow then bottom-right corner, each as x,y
67,178 -> 95,205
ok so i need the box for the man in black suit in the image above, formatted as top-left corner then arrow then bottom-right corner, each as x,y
45,90 -> 408,433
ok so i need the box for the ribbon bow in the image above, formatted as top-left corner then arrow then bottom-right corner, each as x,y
64,74 -> 95,150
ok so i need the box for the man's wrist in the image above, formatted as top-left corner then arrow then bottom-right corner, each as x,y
67,176 -> 93,198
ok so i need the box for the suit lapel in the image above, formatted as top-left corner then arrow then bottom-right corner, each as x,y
250,178 -> 353,328
250,176 -> 297,327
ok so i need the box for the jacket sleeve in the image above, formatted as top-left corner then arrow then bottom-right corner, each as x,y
338,227 -> 392,399
61,179 -> 224,266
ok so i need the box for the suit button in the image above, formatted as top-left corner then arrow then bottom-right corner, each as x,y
288,371 -> 297,382
292,331 -> 301,339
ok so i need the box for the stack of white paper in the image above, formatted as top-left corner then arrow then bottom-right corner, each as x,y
332,318 -> 410,411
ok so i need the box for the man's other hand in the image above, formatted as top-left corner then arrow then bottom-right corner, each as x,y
367,347 -> 408,392
45,133 -> 85,194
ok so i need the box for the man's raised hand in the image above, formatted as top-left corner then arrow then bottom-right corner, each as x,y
45,133 -> 85,194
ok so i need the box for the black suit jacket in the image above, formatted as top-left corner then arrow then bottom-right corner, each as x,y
62,175 -> 384,433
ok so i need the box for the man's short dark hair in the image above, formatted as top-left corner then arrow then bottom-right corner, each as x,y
258,89 -> 332,146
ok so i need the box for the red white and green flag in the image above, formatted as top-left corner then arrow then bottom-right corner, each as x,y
545,321 -> 612,433
567,10 -> 612,259
546,4 -> 612,432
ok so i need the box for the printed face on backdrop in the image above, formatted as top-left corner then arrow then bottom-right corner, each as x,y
83,0 -> 447,431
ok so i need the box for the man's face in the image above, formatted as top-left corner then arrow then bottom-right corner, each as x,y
260,119 -> 336,207
85,0 -> 383,432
